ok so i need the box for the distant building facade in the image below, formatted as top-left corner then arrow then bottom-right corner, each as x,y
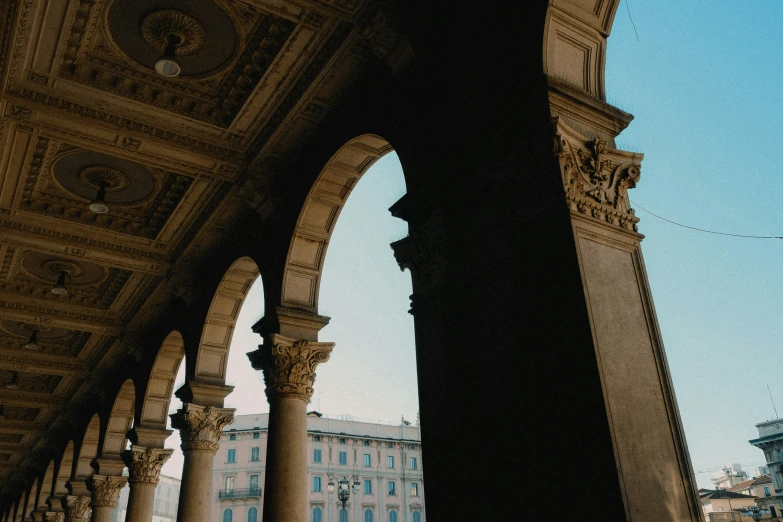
712,464 -> 749,490
212,412 -> 425,522
750,418 -> 783,518
114,474 -> 180,522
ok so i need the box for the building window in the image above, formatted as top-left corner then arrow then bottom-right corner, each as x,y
410,457 -> 417,470
389,510 -> 398,522
386,442 -> 394,449
223,509 -> 233,522
154,499 -> 160,512
363,453 -> 371,467
248,507 -> 258,522
411,483 -> 419,497
339,508 -> 348,522
387,481 -> 396,496
412,512 -> 421,522
364,479 -> 372,494
387,456 -> 394,469
765,486 -> 771,496
224,476 -> 235,492
313,476 -> 322,492
229,434 -> 236,441
339,451 -> 347,465
251,447 -> 260,462
314,449 -> 322,463
312,507 -> 323,522
253,432 -> 260,439
363,440 -> 370,446
314,435 -> 322,442
364,509 -> 374,522
249,475 -> 259,495
227,449 -> 236,463
339,438 -> 347,444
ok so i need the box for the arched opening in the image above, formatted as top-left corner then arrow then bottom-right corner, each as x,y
33,460 -> 54,512
73,415 -> 100,481
103,379 -> 135,459
53,442 -> 74,500
139,331 -> 185,431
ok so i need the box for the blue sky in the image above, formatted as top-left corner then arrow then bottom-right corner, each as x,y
606,0 -> 783,487
163,2 -> 782,487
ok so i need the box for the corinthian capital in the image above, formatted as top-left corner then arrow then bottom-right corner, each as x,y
88,475 -> 127,508
120,446 -> 173,485
247,334 -> 334,402
553,117 -> 642,232
170,403 -> 235,453
42,512 -> 65,522
62,495 -> 91,521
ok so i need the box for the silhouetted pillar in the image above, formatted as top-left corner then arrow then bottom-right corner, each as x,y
248,333 -> 334,522
171,404 -> 234,522
87,476 -> 126,522
120,446 -> 172,522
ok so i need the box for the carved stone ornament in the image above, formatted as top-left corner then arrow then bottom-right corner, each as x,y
170,404 -> 234,453
62,495 -> 91,521
88,475 -> 127,508
247,334 -> 334,402
120,446 -> 173,485
141,10 -> 206,56
42,512 -> 65,522
553,118 -> 642,232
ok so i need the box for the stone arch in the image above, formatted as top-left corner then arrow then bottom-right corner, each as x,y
33,460 -> 54,512
280,135 -> 395,314
52,442 -> 74,499
193,257 -> 260,384
72,415 -> 100,480
139,331 -> 185,430
102,379 -> 135,458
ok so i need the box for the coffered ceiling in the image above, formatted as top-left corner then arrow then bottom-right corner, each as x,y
0,0 -> 401,489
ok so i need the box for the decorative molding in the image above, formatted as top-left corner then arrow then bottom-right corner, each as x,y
247,334 -> 334,402
120,446 -> 173,485
170,404 -> 234,453
553,118 -> 642,232
62,495 -> 91,521
42,512 -> 65,522
88,475 -> 127,508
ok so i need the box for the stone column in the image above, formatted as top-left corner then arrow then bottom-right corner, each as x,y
62,496 -> 91,522
248,333 -> 334,522
87,476 -> 126,522
42,513 -> 64,522
170,403 -> 234,522
120,446 -> 172,522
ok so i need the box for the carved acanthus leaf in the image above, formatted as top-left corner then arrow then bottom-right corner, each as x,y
247,334 -> 334,402
62,495 -> 91,521
170,404 -> 234,453
88,475 -> 127,507
120,446 -> 173,485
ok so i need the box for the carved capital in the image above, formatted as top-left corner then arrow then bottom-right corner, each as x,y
42,512 -> 65,522
120,446 -> 173,485
170,404 -> 234,453
88,475 -> 127,508
554,118 -> 642,232
62,495 -> 91,521
247,334 -> 334,402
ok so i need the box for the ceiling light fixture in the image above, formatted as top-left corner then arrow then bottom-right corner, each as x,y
88,181 -> 109,214
155,34 -> 182,78
6,373 -> 19,390
51,271 -> 69,296
23,330 -> 39,350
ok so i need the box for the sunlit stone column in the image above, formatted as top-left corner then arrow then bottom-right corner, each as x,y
62,496 -> 91,522
170,404 -> 234,522
120,446 -> 172,522
41,513 -> 64,522
248,333 -> 334,522
87,476 -> 126,522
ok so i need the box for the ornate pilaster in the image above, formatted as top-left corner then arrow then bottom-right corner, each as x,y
553,117 -> 642,232
170,404 -> 234,453
88,476 -> 126,509
120,446 -> 173,485
62,496 -> 91,522
247,333 -> 334,402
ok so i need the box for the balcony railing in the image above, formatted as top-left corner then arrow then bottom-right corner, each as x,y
218,488 -> 262,499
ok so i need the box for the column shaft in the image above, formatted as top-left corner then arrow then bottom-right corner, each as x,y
121,446 -> 173,522
264,395 -> 308,521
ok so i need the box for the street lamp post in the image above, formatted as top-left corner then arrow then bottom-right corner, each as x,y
329,476 -> 360,520
740,505 -> 770,521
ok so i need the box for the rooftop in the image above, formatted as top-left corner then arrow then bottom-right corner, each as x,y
700,489 -> 757,501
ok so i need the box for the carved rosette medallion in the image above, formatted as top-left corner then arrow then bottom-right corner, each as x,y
62,495 -> 91,521
247,334 -> 334,402
553,118 -> 642,232
120,446 -> 173,485
170,404 -> 234,453
79,166 -> 130,193
88,475 -> 127,508
42,512 -> 65,522
141,10 -> 206,56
